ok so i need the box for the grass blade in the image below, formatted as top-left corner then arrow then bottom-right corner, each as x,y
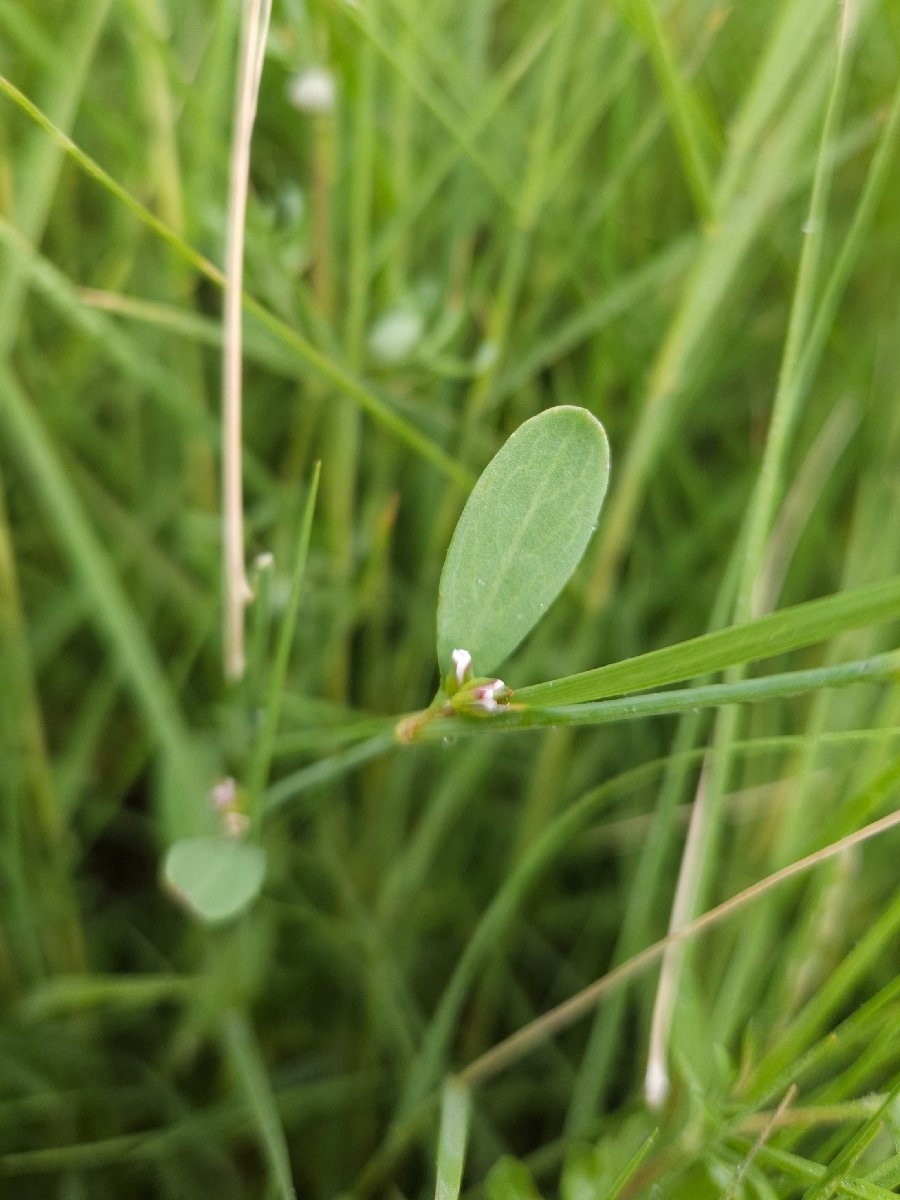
434,1080 -> 471,1200
515,575 -> 900,705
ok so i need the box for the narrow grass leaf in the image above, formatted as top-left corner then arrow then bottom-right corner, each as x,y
411,653 -> 900,738
19,974 -> 196,1020
0,73 -> 471,485
604,1129 -> 659,1200
485,1157 -> 542,1200
799,1091 -> 895,1200
246,463 -> 321,818
516,575 -> 900,705
263,730 -> 397,818
221,1009 -> 297,1200
437,406 -> 610,676
0,366 -> 203,821
744,1144 -> 900,1200
434,1080 -> 471,1200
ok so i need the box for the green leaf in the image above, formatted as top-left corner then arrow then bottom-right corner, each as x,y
434,1080 -> 471,1200
485,1157 -> 543,1200
163,836 -> 266,924
437,406 -> 610,676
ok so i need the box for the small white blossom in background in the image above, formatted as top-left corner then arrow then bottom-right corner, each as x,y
368,306 -> 424,363
287,66 -> 336,114
276,182 -> 305,227
472,341 -> 498,375
210,777 -> 237,811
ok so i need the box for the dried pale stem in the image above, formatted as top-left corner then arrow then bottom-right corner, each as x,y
222,0 -> 272,681
644,758 -> 709,1108
722,1084 -> 798,1200
456,806 -> 900,1091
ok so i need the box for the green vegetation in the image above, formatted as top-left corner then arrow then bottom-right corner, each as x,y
2,0 -> 900,1197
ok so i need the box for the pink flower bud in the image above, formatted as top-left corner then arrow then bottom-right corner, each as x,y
210,777 -> 238,811
466,679 -> 508,713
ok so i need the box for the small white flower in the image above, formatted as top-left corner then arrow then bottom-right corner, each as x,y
287,66 -> 336,114
368,307 -> 424,362
472,341 -> 498,375
451,648 -> 473,686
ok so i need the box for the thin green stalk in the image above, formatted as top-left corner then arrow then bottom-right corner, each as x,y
0,0 -> 113,357
360,728 -> 898,1197
650,1 -> 863,1106
246,464 -> 321,821
0,0 -> 111,983
605,1130 -> 660,1200
791,70 -> 900,415
341,3 -> 517,208
800,1079 -> 900,1200
128,0 -> 216,512
434,1081 -> 470,1200
396,796 -> 900,1123
516,573 -> 900,706
744,770 -> 900,1101
0,366 -> 204,836
624,0 -> 713,220
457,0 -> 590,448
714,0 -> 838,210
345,44 -> 377,364
392,726 -> 898,1122
519,6 -> 724,377
0,498 -> 54,988
584,20 -> 836,609
262,730 -> 397,818
454,807 -> 900,1094
385,0 -> 415,294
19,973 -> 198,1020
729,1143 -> 900,1200
221,1009 -> 297,1200
565,530 -> 744,1134
0,72 -> 472,486
0,473 -> 61,850
493,235 -> 695,405
704,84 -> 900,1036
0,217 -> 275,497
321,36 -> 375,701
370,13 -> 555,280
408,652 -> 900,740
736,5 -> 855,621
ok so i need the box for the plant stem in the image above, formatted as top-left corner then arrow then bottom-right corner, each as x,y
222,0 -> 272,681
405,652 -> 900,741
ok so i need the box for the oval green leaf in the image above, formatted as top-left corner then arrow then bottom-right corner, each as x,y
163,836 -> 267,924
437,406 -> 610,677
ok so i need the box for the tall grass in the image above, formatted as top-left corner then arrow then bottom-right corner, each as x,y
1,0 -> 899,1197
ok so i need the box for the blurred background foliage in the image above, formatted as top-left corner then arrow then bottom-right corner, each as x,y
1,0 -> 900,1196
